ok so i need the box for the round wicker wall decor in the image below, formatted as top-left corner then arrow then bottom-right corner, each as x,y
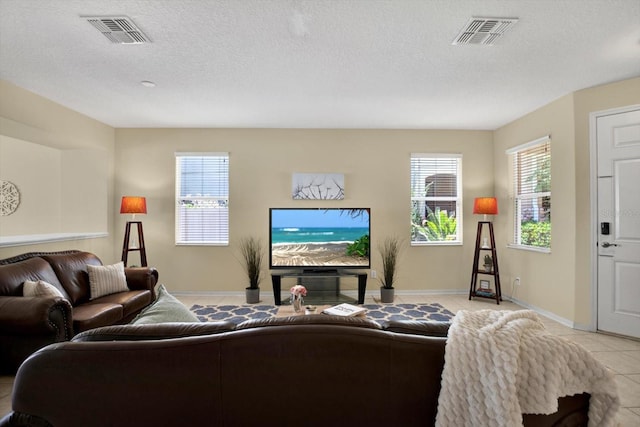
0,180 -> 20,216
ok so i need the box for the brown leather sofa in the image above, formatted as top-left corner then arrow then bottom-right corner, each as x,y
1,316 -> 589,427
0,250 -> 158,373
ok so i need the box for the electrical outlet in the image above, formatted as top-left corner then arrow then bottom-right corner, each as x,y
371,270 -> 377,279
515,277 -> 521,286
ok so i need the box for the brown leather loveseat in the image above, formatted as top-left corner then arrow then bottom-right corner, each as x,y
1,316 -> 589,427
0,250 -> 158,373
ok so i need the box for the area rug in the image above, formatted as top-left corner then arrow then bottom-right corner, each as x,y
191,304 -> 279,324
190,303 -> 454,325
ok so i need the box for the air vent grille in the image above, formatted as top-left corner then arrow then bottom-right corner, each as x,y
84,16 -> 150,44
453,17 -> 518,46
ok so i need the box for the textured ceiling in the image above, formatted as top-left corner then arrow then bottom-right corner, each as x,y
0,0 -> 639,130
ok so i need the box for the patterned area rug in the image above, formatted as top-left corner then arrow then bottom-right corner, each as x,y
191,304 -> 279,324
191,303 -> 454,325
362,303 -> 454,322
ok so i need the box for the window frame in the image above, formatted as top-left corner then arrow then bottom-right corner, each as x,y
175,152 -> 229,246
506,136 -> 551,253
410,153 -> 463,246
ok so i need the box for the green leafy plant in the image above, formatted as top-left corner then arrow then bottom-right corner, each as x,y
238,237 -> 263,290
411,207 -> 457,241
378,236 -> 401,289
346,234 -> 370,257
521,221 -> 551,248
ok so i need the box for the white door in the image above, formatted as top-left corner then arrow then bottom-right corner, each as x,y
596,107 -> 640,339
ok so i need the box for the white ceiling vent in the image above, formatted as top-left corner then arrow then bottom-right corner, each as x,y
453,17 -> 518,46
84,16 -> 150,44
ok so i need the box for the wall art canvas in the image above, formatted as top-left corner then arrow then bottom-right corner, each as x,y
292,173 -> 344,200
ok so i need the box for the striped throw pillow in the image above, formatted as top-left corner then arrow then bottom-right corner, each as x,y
87,262 -> 129,300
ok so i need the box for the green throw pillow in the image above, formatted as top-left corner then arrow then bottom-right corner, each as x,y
131,284 -> 200,324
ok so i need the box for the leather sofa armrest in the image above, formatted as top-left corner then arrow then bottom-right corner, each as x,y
523,393 -> 590,426
0,411 -> 53,427
124,267 -> 159,292
0,296 -> 72,340
380,320 -> 451,337
71,321 -> 236,342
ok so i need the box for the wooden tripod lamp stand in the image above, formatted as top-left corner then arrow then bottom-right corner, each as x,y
120,196 -> 147,267
469,197 -> 502,304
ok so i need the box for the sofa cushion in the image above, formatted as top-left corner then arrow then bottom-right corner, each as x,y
0,257 -> 70,299
23,280 -> 66,299
131,284 -> 199,325
88,289 -> 152,318
87,262 -> 129,300
73,303 -> 124,333
42,252 -> 102,305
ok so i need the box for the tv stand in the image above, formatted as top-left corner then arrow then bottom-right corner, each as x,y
271,270 -> 368,305
302,268 -> 338,274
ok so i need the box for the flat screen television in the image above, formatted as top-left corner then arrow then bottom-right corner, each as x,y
269,208 -> 370,271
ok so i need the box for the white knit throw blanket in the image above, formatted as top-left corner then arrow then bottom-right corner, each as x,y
435,309 -> 619,427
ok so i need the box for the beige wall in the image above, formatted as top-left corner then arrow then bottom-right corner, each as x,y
493,77 -> 640,325
0,136 -> 62,235
494,95 -> 577,320
115,128 -> 493,293
0,136 -> 108,237
572,77 -> 640,327
0,80 -> 116,261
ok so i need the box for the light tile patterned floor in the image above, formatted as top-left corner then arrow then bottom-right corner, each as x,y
1,293 -> 638,426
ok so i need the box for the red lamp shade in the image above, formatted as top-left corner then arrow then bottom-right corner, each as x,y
120,196 -> 147,215
473,197 -> 498,215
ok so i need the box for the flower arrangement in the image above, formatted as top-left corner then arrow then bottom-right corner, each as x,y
290,285 -> 307,297
290,285 -> 307,312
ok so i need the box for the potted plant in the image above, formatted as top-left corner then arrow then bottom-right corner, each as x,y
239,237 -> 264,304
378,236 -> 400,303
483,254 -> 493,272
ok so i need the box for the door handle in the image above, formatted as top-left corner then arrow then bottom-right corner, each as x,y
601,242 -> 618,248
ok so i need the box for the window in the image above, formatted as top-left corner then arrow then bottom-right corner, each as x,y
506,136 -> 551,251
175,153 -> 229,245
410,154 -> 462,244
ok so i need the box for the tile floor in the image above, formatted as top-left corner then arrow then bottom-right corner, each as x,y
1,293 -> 639,426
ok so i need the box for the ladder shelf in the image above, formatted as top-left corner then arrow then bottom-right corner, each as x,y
469,221 -> 502,304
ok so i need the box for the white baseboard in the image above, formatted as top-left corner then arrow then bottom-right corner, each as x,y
393,289 -> 468,296
508,296 -> 576,329
173,288 -> 470,298
172,290 -> 245,297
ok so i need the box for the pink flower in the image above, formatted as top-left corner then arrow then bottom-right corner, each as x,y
290,285 -> 307,296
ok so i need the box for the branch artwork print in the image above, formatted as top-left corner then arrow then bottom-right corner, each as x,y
292,173 -> 345,200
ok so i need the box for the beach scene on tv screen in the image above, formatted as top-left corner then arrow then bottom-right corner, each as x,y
271,208 -> 370,268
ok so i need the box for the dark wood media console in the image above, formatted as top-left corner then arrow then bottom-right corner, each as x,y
271,270 -> 368,305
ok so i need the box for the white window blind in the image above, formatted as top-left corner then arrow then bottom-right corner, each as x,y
410,154 -> 462,244
507,136 -> 551,250
175,153 -> 229,245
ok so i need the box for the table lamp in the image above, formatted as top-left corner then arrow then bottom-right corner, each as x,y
120,196 -> 147,220
473,197 -> 498,248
